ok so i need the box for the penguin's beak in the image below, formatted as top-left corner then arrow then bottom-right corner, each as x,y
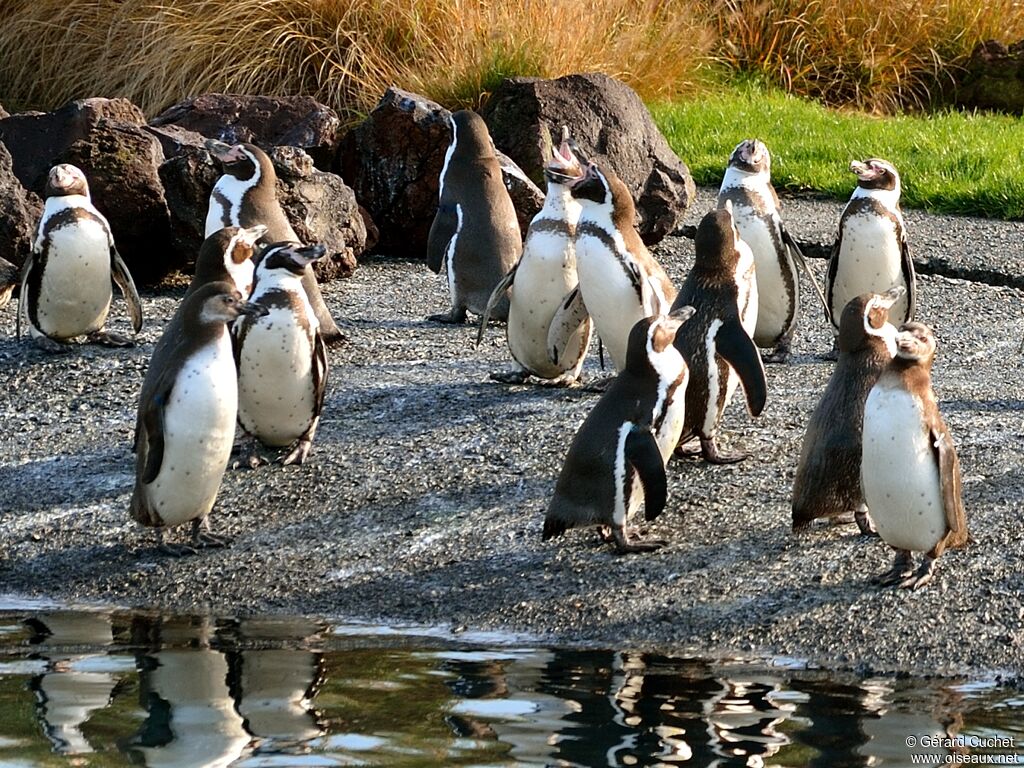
850,159 -> 882,181
568,161 -> 599,189
236,299 -> 269,318
878,285 -> 906,308
206,138 -> 246,163
238,224 -> 269,247
661,305 -> 696,337
289,243 -> 328,268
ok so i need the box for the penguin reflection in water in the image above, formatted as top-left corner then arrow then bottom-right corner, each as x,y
19,164 -> 142,352
791,287 -> 904,535
861,322 -> 968,589
543,307 -> 695,553
131,282 -> 267,555
235,242 -> 330,467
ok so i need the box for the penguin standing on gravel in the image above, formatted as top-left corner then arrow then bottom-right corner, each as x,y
131,281 -> 267,554
791,287 -> 904,534
543,307 -> 695,553
826,158 -> 915,338
479,126 -> 592,385
671,205 -> 766,464
718,138 -> 829,362
570,159 -> 677,372
19,164 -> 142,351
235,241 -> 329,467
205,140 -> 343,344
861,321 -> 968,589
426,109 -> 520,324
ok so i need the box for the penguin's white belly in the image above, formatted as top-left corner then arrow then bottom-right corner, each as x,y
237,307 -> 316,446
205,178 -> 244,237
508,234 -> 577,376
862,386 -> 946,553
146,340 -> 237,527
735,215 -> 795,344
36,224 -> 112,338
833,214 -> 907,320
655,375 -> 689,462
575,237 -> 644,371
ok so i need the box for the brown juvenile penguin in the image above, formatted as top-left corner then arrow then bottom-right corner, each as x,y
791,287 -> 904,533
204,140 -> 343,344
426,109 -> 520,324
861,321 -> 968,589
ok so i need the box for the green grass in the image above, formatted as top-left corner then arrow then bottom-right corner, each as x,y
650,85 -> 1024,219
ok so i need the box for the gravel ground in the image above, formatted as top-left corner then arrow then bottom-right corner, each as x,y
1,188 -> 1022,682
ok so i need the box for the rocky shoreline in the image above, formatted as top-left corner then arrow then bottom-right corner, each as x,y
1,188 -> 1022,683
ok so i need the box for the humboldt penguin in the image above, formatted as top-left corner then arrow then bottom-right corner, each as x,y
543,307 -> 695,553
862,321 -> 968,589
204,140 -> 343,344
426,109 -> 520,323
569,160 -> 676,373
791,287 -> 904,534
671,205 -> 766,463
0,255 -> 17,308
131,281 -> 267,554
826,158 -> 915,337
19,164 -> 142,351
479,126 -> 592,385
718,138 -> 829,362
235,241 -> 329,467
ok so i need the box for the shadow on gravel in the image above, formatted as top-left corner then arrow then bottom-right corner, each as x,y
942,398 -> 1024,413
0,452 -> 133,513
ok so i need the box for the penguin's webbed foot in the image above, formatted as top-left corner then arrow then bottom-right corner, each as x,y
157,541 -> 200,557
581,375 -> 615,394
87,330 -> 135,348
854,507 -> 878,537
281,439 -> 313,466
320,328 -> 347,347
760,339 -> 791,364
612,525 -> 666,555
32,335 -> 72,354
700,437 -> 748,465
673,438 -> 703,460
899,558 -> 936,590
428,307 -> 468,324
875,550 -> 914,586
540,371 -> 583,389
489,368 -> 530,385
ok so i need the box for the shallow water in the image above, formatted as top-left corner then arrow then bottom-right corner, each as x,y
0,598 -> 1021,767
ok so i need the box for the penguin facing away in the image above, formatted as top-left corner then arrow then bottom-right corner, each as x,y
569,159 -> 677,373
861,321 -> 968,589
718,138 -> 830,362
426,109 -> 521,324
791,286 -> 905,535
826,158 -> 916,337
131,281 -> 267,555
204,139 -> 344,345
19,164 -> 142,352
235,241 -> 329,467
543,306 -> 696,554
479,126 -> 592,386
671,204 -> 766,464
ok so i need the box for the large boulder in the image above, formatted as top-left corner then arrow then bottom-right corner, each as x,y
151,94 -> 343,170
0,98 -> 176,284
271,146 -> 366,281
481,73 -> 697,245
0,141 -> 43,269
338,87 -> 542,258
955,40 -> 1024,113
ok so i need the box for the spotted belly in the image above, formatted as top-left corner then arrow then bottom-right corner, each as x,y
144,339 -> 237,528
862,385 -> 946,553
237,307 -> 317,446
831,214 -> 908,323
575,237 -> 644,372
734,213 -> 796,346
35,224 -> 113,339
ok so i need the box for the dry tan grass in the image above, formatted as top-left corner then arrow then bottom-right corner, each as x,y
0,0 -> 713,121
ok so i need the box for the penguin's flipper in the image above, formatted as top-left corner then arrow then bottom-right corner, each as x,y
312,331 -> 329,414
900,232 -> 917,322
476,263 -> 517,347
138,375 -> 176,484
111,246 -> 144,333
715,318 -> 768,416
825,235 -> 841,329
931,425 -> 966,536
426,201 -> 459,274
782,227 -> 832,326
547,285 -> 590,366
626,426 -> 668,522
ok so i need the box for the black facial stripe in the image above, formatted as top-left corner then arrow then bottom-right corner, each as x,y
212,190 -> 234,228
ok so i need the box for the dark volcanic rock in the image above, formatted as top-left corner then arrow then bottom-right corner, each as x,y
955,39 -> 1024,113
337,88 -> 452,258
0,141 -> 43,269
158,148 -> 221,267
271,146 -> 367,281
482,72 -> 697,245
151,94 -> 343,170
496,150 -> 544,236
